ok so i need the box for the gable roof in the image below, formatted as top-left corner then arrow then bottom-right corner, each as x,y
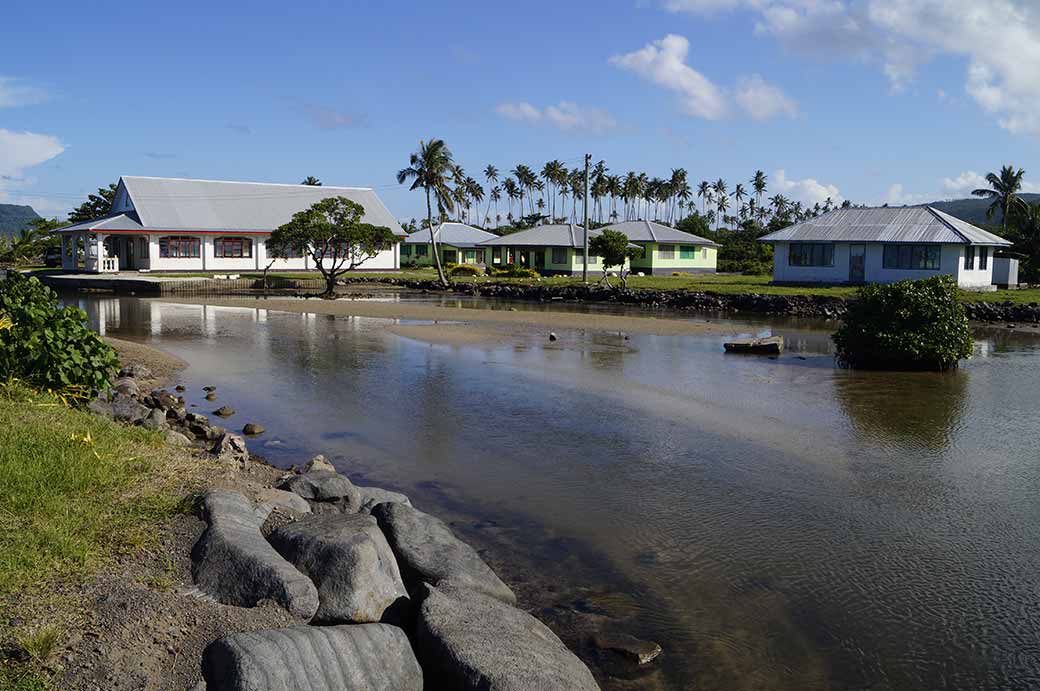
479,224 -> 599,247
59,176 -> 404,235
602,220 -> 718,246
55,211 -> 146,234
759,206 -> 1011,246
402,222 -> 498,247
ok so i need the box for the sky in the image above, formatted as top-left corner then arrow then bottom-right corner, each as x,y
3,0 -> 1040,222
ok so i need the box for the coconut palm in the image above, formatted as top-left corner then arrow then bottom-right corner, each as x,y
490,186 -> 502,227
607,175 -> 622,222
483,165 -> 499,225
512,164 -> 537,219
751,170 -> 767,207
397,138 -> 457,287
972,165 -> 1027,233
697,181 -> 711,216
465,177 -> 484,225
716,194 -> 730,231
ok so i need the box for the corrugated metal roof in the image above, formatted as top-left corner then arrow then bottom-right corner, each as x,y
113,176 -> 404,235
759,206 -> 1011,246
402,222 -> 498,247
55,212 -> 145,233
479,224 -> 596,247
603,220 -> 718,246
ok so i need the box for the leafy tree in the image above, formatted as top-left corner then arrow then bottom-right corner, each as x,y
301,176 -> 322,186
1009,201 -> 1040,281
397,139 -> 458,287
1,218 -> 64,264
589,229 -> 641,288
68,183 -> 118,223
972,165 -> 1026,233
268,197 -> 396,296
832,276 -> 972,371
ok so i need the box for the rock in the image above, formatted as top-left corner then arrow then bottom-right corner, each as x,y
270,513 -> 409,624
164,430 -> 192,447
190,490 -> 318,619
279,472 -> 361,512
371,502 -> 515,604
205,392 -> 218,401
166,406 -> 187,422
201,624 -> 422,691
357,486 -> 412,514
211,432 -> 248,463
139,408 -> 168,432
213,406 -> 235,418
203,385 -> 216,392
109,393 -> 151,424
549,332 -> 558,341
416,584 -> 599,691
145,390 -> 179,411
118,363 -> 153,380
302,454 -> 336,474
174,385 -> 185,392
86,397 -> 114,419
185,412 -> 209,425
242,423 -> 264,435
594,632 -> 662,665
256,488 -> 311,515
111,377 -> 140,398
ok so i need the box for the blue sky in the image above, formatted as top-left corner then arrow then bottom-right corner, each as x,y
3,0 -> 1040,221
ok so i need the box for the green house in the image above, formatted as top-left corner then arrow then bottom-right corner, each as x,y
603,220 -> 718,274
400,222 -> 498,267
479,224 -> 638,276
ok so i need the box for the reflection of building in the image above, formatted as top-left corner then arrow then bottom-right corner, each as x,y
760,207 -> 1010,289
54,176 -> 405,274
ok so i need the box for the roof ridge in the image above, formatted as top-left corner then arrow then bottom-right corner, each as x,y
645,219 -> 656,242
121,175 -> 374,192
924,206 -> 970,244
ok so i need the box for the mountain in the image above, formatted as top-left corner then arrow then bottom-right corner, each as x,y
926,194 -> 1040,230
0,204 -> 41,237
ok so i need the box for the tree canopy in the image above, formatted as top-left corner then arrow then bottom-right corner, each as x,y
589,229 -> 641,287
68,183 -> 118,223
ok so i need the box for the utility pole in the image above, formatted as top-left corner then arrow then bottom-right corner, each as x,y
582,153 -> 591,283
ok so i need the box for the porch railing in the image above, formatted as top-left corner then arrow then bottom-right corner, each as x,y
99,257 -> 120,273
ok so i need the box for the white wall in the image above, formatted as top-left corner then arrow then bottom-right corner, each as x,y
142,234 -> 399,272
771,241 -> 850,283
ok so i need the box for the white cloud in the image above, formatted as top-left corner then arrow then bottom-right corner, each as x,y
773,169 -> 843,206
609,34 -> 729,119
941,170 -> 1040,197
0,77 -> 46,108
0,129 -> 65,207
495,101 -> 617,134
609,35 -> 797,120
884,183 -> 931,206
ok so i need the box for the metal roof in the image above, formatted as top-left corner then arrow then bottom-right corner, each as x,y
602,220 -> 718,246
55,212 -> 145,233
759,206 -> 1011,246
402,222 -> 498,247
479,224 -> 600,248
60,176 -> 405,236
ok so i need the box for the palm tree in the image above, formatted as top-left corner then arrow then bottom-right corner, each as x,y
569,169 -> 584,223
541,160 -> 564,218
483,165 -> 499,226
465,177 -> 484,225
669,168 -> 687,223
972,165 -> 1027,233
697,181 -> 711,216
607,175 -> 622,222
397,138 -> 457,287
733,183 -> 747,210
301,176 -> 322,186
751,170 -> 767,207
490,186 -> 502,227
502,178 -> 519,220
716,194 -> 729,231
512,164 -> 536,219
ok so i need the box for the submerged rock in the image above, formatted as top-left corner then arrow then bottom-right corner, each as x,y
594,632 -> 662,665
213,405 -> 235,418
190,490 -> 318,619
201,624 -> 422,691
416,584 -> 599,691
270,513 -> 409,624
242,422 -> 264,435
372,502 -> 515,604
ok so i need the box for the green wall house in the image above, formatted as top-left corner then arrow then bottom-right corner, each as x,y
603,220 -> 718,274
400,222 -> 498,267
479,224 -> 637,276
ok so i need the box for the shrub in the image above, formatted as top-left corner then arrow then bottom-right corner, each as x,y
832,275 -> 972,371
490,264 -> 540,278
448,264 -> 483,277
0,273 -> 117,393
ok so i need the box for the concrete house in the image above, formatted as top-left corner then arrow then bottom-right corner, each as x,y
400,222 -> 497,267
760,206 -> 1011,289
479,224 -> 636,276
602,220 -> 718,274
54,176 -> 405,273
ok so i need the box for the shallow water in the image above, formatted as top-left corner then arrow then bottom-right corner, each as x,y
70,293 -> 1040,690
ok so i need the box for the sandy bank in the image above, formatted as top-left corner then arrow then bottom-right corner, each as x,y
156,296 -> 738,337
104,336 -> 188,388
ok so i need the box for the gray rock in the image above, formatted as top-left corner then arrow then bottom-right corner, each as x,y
111,377 -> 140,398
146,390 -> 179,411
371,503 -> 515,604
185,412 -> 209,425
211,432 -> 248,463
279,472 -> 361,512
417,584 -> 599,691
357,486 -> 412,514
242,423 -> 264,435
269,513 -> 409,625
86,396 -> 114,420
593,632 -> 662,665
164,430 -> 192,447
256,488 -> 311,515
109,393 -> 150,424
302,454 -> 336,474
213,405 -> 235,418
175,385 -> 185,392
118,363 -> 153,380
166,406 -> 187,422
201,624 -> 422,691
139,408 -> 168,432
190,490 -> 318,619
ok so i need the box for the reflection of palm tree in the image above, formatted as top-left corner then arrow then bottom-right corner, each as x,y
972,165 -> 1026,234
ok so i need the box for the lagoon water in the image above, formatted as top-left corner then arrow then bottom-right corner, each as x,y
69,292 -> 1040,690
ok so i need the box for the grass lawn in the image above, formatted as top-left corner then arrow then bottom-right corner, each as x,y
0,384 -> 198,689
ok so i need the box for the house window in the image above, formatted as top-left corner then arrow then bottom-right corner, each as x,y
214,237 -> 252,258
492,247 -> 502,263
882,244 -> 940,270
401,244 -> 412,256
659,244 -> 675,259
964,246 -> 975,270
680,245 -> 697,259
979,247 -> 989,270
788,243 -> 834,267
552,247 -> 567,264
463,249 -> 477,263
443,249 -> 457,264
158,236 -> 200,258
416,245 -> 428,257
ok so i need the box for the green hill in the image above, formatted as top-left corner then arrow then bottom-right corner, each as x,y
0,204 -> 41,237
927,194 -> 1040,230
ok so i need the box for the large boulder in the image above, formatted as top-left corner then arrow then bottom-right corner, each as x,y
202,624 -> 422,691
371,503 -> 515,604
357,486 -> 412,514
417,584 -> 599,691
111,376 -> 140,398
256,488 -> 311,515
190,490 -> 318,619
109,392 -> 150,424
279,471 -> 361,512
269,513 -> 408,624
211,432 -> 249,463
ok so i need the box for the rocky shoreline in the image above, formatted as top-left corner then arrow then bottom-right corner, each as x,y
341,276 -> 1040,323
83,365 -> 652,690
